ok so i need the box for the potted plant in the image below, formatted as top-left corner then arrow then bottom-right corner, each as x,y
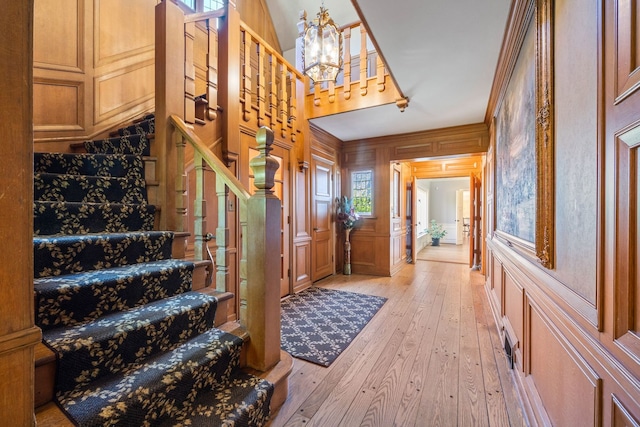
427,219 -> 447,246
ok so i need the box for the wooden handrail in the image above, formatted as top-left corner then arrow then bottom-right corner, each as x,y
169,114 -> 250,202
240,21 -> 305,81
184,8 -> 225,23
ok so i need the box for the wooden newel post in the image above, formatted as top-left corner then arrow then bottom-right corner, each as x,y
245,126 -> 281,371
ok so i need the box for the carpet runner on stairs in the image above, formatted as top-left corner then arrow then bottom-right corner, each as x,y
34,115 -> 273,426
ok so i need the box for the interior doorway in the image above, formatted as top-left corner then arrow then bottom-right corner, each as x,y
405,156 -> 484,268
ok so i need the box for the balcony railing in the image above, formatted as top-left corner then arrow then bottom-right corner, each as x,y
298,19 -> 407,118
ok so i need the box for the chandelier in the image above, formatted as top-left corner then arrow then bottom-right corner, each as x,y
302,3 -> 343,83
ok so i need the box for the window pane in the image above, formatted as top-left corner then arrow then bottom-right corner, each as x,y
351,170 -> 373,216
203,0 -> 224,11
178,0 -> 196,11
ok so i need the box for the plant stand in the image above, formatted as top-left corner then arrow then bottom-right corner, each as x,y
344,228 -> 352,275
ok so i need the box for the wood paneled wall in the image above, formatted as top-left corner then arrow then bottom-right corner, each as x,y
485,0 -> 640,424
342,123 -> 489,276
33,0 -> 157,151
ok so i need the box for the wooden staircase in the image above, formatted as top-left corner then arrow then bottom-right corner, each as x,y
32,115 -> 273,426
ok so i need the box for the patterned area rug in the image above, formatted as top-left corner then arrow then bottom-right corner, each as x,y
280,287 -> 387,367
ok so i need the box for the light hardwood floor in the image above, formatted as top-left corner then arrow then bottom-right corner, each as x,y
268,260 -> 527,427
416,239 -> 470,265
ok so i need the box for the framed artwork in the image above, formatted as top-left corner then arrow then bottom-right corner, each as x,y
494,0 -> 555,269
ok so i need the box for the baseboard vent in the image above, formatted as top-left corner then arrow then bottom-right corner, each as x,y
504,335 -> 514,369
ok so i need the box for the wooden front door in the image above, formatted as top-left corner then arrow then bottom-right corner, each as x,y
311,154 -> 334,281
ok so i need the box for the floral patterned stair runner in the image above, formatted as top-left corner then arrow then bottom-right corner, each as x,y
33,116 -> 274,426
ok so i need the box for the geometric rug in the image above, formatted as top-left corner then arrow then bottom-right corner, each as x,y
280,287 -> 387,367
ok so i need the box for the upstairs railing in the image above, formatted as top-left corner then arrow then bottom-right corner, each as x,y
239,22 -> 305,145
297,18 -> 408,118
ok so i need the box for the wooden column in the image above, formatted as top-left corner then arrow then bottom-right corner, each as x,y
215,178 -> 230,293
245,127 -> 281,371
343,26 -> 352,100
206,21 -> 218,121
155,0 -> 186,230
219,0 -> 241,157
0,1 -> 41,424
218,0 -> 241,296
193,151 -> 207,260
360,24 -> 368,96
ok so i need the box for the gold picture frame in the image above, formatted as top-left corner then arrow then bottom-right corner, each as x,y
494,0 -> 555,269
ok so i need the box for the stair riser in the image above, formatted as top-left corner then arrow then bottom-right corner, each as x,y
59,329 -> 243,426
116,117 -> 155,137
47,292 -> 218,393
34,201 -> 156,235
36,261 -> 195,330
34,232 -> 174,278
84,133 -> 150,156
34,173 -> 148,204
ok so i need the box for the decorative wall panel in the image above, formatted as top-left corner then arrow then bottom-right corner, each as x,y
350,235 -> 377,268
504,271 -> 524,348
34,0 -> 83,72
613,124 -> 640,357
614,0 -> 640,102
551,0 -> 600,310
612,395 -> 640,426
293,243 -> 310,289
33,80 -> 83,131
94,61 -> 155,123
528,303 -> 600,426
344,149 -> 376,164
95,0 -> 155,67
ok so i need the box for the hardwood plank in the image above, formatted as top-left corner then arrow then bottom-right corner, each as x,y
267,261 -> 527,427
392,267 -> 448,426
472,274 -> 527,426
359,266 -> 447,426
311,263 -> 441,426
415,263 -> 462,426
471,276 -> 514,427
458,265 -> 489,426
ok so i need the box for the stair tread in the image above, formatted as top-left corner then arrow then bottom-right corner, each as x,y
34,152 -> 145,179
34,173 -> 148,204
34,258 -> 195,286
34,229 -> 174,242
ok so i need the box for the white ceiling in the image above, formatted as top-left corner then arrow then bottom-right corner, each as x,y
264,0 -> 512,142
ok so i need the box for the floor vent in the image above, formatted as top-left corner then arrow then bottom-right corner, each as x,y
504,334 -> 514,369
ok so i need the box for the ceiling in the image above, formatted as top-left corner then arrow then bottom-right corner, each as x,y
264,0 -> 512,142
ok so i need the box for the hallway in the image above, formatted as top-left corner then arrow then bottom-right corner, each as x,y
416,238 -> 471,265
268,261 -> 526,426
